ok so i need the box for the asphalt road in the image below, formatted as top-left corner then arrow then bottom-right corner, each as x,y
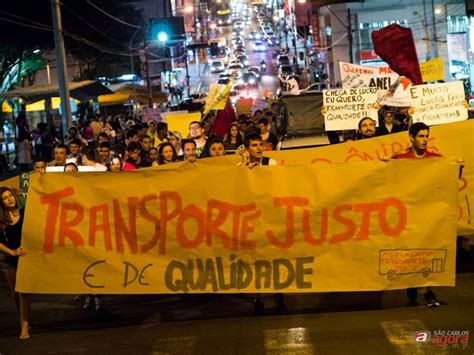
1,250 -> 474,354
200,12 -> 280,99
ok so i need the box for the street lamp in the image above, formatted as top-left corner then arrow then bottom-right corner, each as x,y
158,31 -> 168,43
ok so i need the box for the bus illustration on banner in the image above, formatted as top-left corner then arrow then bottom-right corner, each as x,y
379,249 -> 447,281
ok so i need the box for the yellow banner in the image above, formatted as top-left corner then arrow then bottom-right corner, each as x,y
420,57 -> 444,82
17,159 -> 458,294
266,120 -> 474,236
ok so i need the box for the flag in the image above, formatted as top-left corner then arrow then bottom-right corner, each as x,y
371,24 -> 423,85
212,98 -> 236,137
203,79 -> 233,116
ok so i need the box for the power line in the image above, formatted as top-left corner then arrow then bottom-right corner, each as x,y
86,0 -> 140,29
0,12 -> 141,57
60,2 -> 136,51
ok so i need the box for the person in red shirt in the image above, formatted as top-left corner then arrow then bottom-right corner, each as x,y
391,122 -> 442,307
391,122 -> 441,160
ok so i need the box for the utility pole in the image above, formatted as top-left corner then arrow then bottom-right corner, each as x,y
144,38 -> 153,108
50,0 -> 72,139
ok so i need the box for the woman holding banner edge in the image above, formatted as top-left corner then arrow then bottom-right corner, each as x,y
0,186 -> 30,339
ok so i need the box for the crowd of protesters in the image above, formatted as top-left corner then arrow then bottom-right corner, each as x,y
0,101 -> 456,340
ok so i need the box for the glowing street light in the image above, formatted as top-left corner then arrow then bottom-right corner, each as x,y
158,31 -> 168,43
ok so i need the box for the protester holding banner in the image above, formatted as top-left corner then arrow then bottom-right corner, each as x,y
122,142 -> 152,170
202,137 -> 227,158
33,156 -> 47,175
238,132 -> 277,167
0,187 -> 30,340
80,146 -> 108,172
180,139 -> 197,162
157,143 -> 178,165
47,144 -> 68,167
391,122 -> 442,307
107,155 -> 123,172
357,117 -> 378,140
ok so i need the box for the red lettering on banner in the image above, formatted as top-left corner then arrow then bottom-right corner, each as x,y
113,197 -> 139,254
176,204 -> 206,248
89,204 -> 112,251
58,202 -> 85,248
138,194 -> 160,253
206,200 -> 233,249
40,187 -> 76,253
158,191 -> 182,255
240,208 -> 260,249
39,187 -> 409,254
302,208 -> 328,246
378,197 -> 407,237
331,204 -> 357,244
265,197 -> 309,249
353,202 -> 381,241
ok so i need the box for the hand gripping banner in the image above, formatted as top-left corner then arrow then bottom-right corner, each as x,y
17,159 -> 459,294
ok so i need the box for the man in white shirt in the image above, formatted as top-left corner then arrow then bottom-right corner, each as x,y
80,145 -> 107,171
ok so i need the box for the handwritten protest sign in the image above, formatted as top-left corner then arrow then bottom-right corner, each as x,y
339,61 -> 399,93
17,159 -> 458,294
410,81 -> 468,125
420,57 -> 445,82
323,87 -> 378,131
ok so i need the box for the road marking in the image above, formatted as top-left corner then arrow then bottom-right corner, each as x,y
380,319 -> 447,354
47,349 -> 86,354
264,327 -> 315,353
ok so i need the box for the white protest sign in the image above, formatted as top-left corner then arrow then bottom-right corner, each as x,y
323,87 -> 378,131
410,81 -> 468,125
339,62 -> 399,92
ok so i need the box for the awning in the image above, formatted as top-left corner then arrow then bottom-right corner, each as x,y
0,80 -> 113,102
98,83 -> 168,106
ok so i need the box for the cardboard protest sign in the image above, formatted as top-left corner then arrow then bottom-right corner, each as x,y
18,159 -> 458,294
323,87 -> 378,131
265,120 -> 474,236
339,61 -> 399,93
235,98 -> 253,116
420,57 -> 445,82
410,81 -> 468,125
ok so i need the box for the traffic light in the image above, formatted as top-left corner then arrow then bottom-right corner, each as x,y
149,17 -> 185,43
